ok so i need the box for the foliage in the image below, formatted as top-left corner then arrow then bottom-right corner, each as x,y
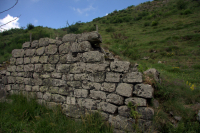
27,23 -> 35,30
180,9 -> 192,15
65,21 -> 82,34
144,21 -> 150,27
151,21 -> 158,26
105,26 -> 115,32
176,0 -> 187,10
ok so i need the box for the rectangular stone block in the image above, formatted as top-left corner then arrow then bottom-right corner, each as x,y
39,56 -> 48,63
56,64 -> 70,73
12,49 -> 24,58
82,51 -> 104,63
24,57 -> 31,64
25,49 -> 35,57
74,89 -> 88,98
24,64 -> 34,72
90,90 -> 106,100
45,45 -> 57,55
97,102 -> 117,114
88,72 -> 105,82
43,64 -> 55,72
66,97 -> 76,105
123,72 -> 143,83
16,65 -> 24,72
16,58 -> 24,65
105,72 -> 121,82
31,56 -> 40,63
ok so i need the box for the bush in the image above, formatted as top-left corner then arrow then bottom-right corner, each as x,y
180,9 -> 192,15
151,21 -> 158,26
27,23 -> 35,30
144,22 -> 150,27
105,27 -> 115,32
176,0 -> 187,10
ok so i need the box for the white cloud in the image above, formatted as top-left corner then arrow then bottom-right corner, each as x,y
34,19 -> 38,24
73,5 -> 95,15
106,13 -> 108,16
0,14 -> 20,32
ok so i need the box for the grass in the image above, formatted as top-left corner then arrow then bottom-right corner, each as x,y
0,93 -> 113,133
0,0 -> 200,132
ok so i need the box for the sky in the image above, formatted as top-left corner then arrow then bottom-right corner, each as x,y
0,0 -> 152,32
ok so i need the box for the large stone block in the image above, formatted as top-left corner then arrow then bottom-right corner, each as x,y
118,106 -> 131,118
123,72 -> 143,83
36,92 -> 43,99
90,90 -> 106,100
59,87 -> 70,95
16,58 -> 24,65
60,53 -> 81,63
78,31 -> 102,44
48,55 -> 59,64
82,51 -> 104,63
36,47 -> 45,55
40,86 -> 49,92
74,89 -> 88,98
88,72 -> 105,82
97,102 -> 117,114
15,77 -> 24,84
35,64 -> 43,72
25,49 -> 35,57
7,76 -> 15,83
12,49 -> 24,58
25,85 -> 32,91
45,45 -> 57,54
48,86 -> 59,94
39,56 -> 48,63
106,94 -> 124,105
31,56 -> 40,64
39,38 -> 49,47
16,65 -> 24,72
40,73 -> 50,79
71,41 -> 92,52
24,64 -> 34,72
70,62 -> 86,73
66,97 -> 76,105
108,115 -> 135,131
105,72 -> 121,82
110,61 -> 130,73
43,92 -> 51,101
62,104 -> 85,119
10,58 -> 16,65
49,38 -> 62,45
32,78 -> 43,86
62,34 -> 78,42
74,73 -> 88,81
31,40 -> 39,48
137,107 -> 154,120
116,83 -> 133,97
22,42 -> 30,48
7,65 -> 16,72
133,84 -> 154,98
51,94 -> 66,103
101,83 -> 116,92
51,72 -> 62,79
24,57 -> 30,64
62,74 -> 74,81
82,81 -> 101,90
78,98 -> 97,110
12,84 -> 19,90
59,42 -> 71,54
85,63 -> 109,73
125,97 -> 147,107
52,79 -> 66,87
32,86 -> 40,91
43,64 -> 55,72
56,64 -> 70,73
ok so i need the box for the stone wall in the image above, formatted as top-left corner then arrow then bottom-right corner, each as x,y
0,31 -> 155,133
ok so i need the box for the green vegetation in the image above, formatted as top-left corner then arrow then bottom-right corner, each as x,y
0,94 -> 113,133
0,0 -> 200,132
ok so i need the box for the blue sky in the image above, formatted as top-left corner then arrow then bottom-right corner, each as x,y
0,0 -> 152,32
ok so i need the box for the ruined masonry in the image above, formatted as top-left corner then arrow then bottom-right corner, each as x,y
0,31 -> 155,133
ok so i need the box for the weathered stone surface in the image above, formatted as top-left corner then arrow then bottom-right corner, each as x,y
39,56 -> 48,63
32,72 -> 39,78
39,38 -> 49,47
197,110 -> 200,122
51,72 -> 62,78
45,45 -> 57,54
40,86 -> 48,92
62,74 -> 74,81
85,63 -> 109,73
12,49 -> 24,58
59,87 -> 70,95
43,92 -> 51,102
125,97 -> 147,107
36,92 -> 43,99
16,58 -> 23,65
105,72 -> 121,82
56,64 -> 70,73
138,119 -> 153,132
24,57 -> 30,64
78,98 -> 97,110
88,72 -> 105,82
90,90 -> 106,100
60,53 -> 81,63
106,94 -> 124,105
110,61 -> 130,73
40,73 -> 50,78
32,86 -> 40,91
7,65 -> 16,72
43,79 -> 53,86
25,49 -> 35,57
19,84 -> 25,90
36,99 -> 46,105
83,51 -> 104,63
25,85 -> 32,91
32,78 -> 43,86
35,64 -> 43,72
118,106 -> 131,117
10,58 -> 16,65
59,42 -> 70,54
5,85 -> 11,91
16,65 -> 24,72
137,107 -> 154,120
70,63 -> 86,73
97,102 -> 117,114
82,81 -> 101,90
6,72 -> 11,76
108,115 -> 135,131
24,64 -> 34,72
31,56 -> 40,63
43,64 -> 55,72
133,84 -> 154,98
52,79 -> 66,87
2,76 -> 8,84
48,55 -> 59,64
15,77 -> 24,84
36,47 -> 45,55
46,102 -> 61,109
123,72 -> 143,83
66,97 -> 76,105
74,73 -> 88,81
49,38 -> 62,45
143,68 -> 160,83
31,40 -> 39,48
12,84 -> 19,90
62,104 -> 85,119
23,42 -> 30,48
78,31 -> 102,44
101,83 -> 116,92
116,83 -> 133,97
62,34 -> 77,42
48,86 -> 59,94
24,72 -> 33,78
51,94 -> 66,103
71,41 -> 92,52
74,89 -> 88,98
7,76 -> 15,83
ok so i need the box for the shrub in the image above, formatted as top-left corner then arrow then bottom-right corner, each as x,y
105,27 -> 115,32
151,21 -> 158,26
176,0 -> 187,10
144,22 -> 150,27
180,9 -> 192,15
27,23 -> 35,30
